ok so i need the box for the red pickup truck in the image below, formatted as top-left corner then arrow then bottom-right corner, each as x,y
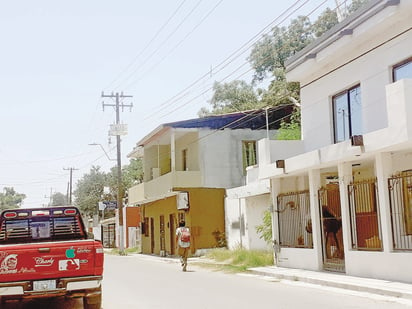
0,206 -> 104,308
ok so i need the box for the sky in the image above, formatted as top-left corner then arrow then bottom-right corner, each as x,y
0,0 -> 341,208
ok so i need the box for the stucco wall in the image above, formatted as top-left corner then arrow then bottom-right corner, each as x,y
225,197 -> 246,249
199,128 -> 276,189
140,188 -> 225,255
245,194 -> 272,250
292,5 -> 412,152
174,131 -> 199,172
225,193 -> 272,251
189,188 -> 226,249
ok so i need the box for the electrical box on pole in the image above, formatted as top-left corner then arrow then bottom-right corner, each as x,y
101,92 -> 133,255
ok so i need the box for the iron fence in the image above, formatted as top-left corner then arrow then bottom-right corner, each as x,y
277,190 -> 312,248
318,184 -> 345,272
388,171 -> 412,251
348,178 -> 382,250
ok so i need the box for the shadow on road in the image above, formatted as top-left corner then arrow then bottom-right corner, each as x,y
3,297 -> 82,309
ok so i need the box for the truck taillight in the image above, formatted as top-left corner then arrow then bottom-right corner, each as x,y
96,247 -> 104,254
4,212 -> 17,218
64,209 -> 77,216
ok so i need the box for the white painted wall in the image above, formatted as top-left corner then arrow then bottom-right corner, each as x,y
288,1 -> 412,153
245,194 -> 272,250
199,128 -> 276,189
268,1 -> 412,283
225,197 -> 246,249
225,193 -> 271,250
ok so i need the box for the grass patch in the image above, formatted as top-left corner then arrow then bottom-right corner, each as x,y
198,248 -> 274,273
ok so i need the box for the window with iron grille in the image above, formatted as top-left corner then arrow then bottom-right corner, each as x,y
393,57 -> 412,81
388,170 -> 412,250
332,85 -> 362,143
277,190 -> 312,248
348,179 -> 382,250
242,141 -> 257,174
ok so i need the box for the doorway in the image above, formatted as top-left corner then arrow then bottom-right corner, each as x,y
169,214 -> 176,255
318,184 -> 345,272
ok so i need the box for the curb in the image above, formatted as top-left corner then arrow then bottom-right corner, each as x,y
248,266 -> 412,301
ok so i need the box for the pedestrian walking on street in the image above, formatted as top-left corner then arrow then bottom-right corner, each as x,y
176,220 -> 191,271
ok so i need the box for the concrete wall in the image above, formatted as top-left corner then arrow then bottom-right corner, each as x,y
245,194 -> 272,250
199,129 -> 276,189
225,193 -> 272,251
289,2 -> 412,152
174,131 -> 199,172
140,188 -> 225,256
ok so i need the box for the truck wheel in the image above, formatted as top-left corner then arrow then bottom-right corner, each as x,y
83,292 -> 102,309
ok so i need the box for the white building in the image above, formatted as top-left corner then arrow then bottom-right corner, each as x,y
225,139 -> 304,250
258,0 -> 412,283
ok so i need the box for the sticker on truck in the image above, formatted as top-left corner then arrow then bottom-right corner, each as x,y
58,259 -> 80,271
0,253 -> 18,274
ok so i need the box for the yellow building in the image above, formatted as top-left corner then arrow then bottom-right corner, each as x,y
139,188 -> 225,255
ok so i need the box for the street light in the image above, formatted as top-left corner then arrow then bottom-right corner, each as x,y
88,143 -> 116,161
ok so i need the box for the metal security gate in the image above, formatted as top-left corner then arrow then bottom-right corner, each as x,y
318,184 -> 345,272
277,190 -> 312,248
388,171 -> 412,250
102,223 -> 116,248
348,178 -> 382,250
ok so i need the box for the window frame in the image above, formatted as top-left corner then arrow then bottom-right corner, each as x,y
393,57 -> 412,82
242,140 -> 257,174
332,84 -> 361,143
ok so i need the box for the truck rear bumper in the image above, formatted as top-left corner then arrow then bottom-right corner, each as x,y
0,275 -> 102,300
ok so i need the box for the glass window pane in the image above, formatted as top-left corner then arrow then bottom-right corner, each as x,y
394,61 -> 412,81
333,94 -> 349,142
349,86 -> 362,136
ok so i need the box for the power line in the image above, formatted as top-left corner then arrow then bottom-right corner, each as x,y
101,91 -> 133,255
123,0 -> 224,91
105,0 -> 188,91
112,0 -> 203,91
147,0 -> 336,121
63,167 -> 79,205
141,0 -> 310,121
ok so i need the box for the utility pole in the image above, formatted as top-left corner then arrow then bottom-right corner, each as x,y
63,167 -> 78,205
101,91 -> 133,255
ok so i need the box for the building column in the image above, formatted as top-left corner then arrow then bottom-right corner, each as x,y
375,152 -> 393,252
308,169 -> 322,270
337,161 -> 353,255
270,177 -> 281,263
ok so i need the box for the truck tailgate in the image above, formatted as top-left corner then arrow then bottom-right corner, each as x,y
0,239 -> 103,283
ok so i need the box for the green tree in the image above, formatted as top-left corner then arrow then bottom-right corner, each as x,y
347,0 -> 370,15
312,8 -> 339,38
199,81 -> 261,117
201,3 -> 369,119
51,192 -> 67,206
122,158 -> 144,188
74,166 -> 106,218
276,107 -> 301,140
0,187 -> 26,211
255,210 -> 273,245
106,158 -> 144,200
249,15 -> 313,83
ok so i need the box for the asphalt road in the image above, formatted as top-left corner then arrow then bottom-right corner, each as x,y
101,254 -> 412,309
4,254 -> 412,309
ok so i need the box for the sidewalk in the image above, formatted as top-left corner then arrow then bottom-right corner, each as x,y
118,252 -> 412,302
248,266 -> 412,301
